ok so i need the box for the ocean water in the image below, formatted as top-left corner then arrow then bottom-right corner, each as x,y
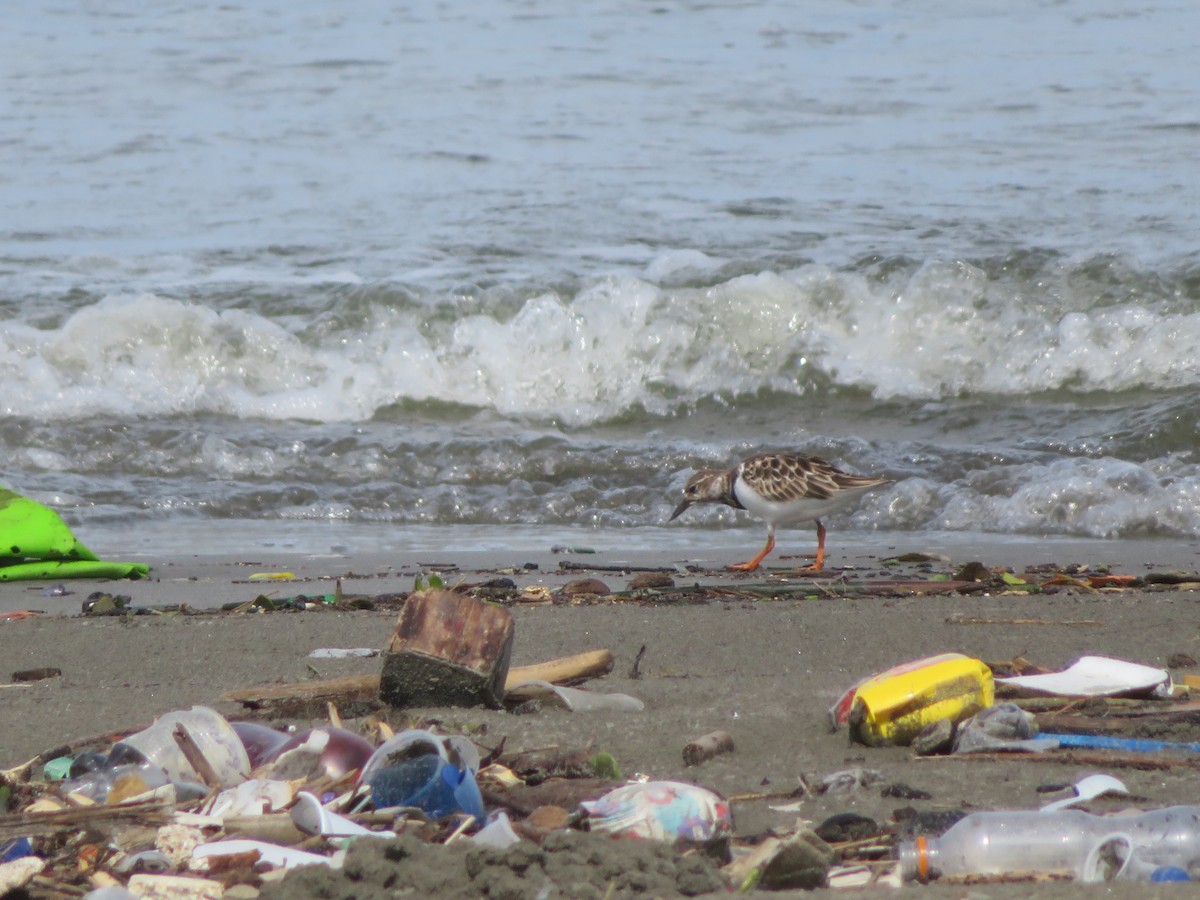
4,1 -> 1200,558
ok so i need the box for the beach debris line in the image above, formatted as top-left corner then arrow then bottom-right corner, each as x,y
30,555 -> 1198,625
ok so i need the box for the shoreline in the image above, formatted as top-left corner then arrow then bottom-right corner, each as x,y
10,529 -> 1200,619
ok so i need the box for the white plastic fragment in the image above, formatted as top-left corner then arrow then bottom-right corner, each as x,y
506,679 -> 645,712
192,838 -> 340,871
0,856 -> 44,892
291,791 -> 395,838
308,648 -> 379,659
472,811 -> 522,849
127,873 -> 224,899
997,656 -> 1170,698
207,778 -> 294,819
1039,774 -> 1130,813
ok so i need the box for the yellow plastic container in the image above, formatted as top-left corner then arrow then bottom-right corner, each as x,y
846,653 -> 994,747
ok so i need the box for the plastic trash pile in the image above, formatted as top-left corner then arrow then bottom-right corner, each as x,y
0,705 -> 737,898
827,649 -> 1200,884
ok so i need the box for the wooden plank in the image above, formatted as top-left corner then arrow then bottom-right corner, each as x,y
379,589 -> 515,709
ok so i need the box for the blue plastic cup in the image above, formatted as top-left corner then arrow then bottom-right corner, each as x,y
366,754 -> 485,822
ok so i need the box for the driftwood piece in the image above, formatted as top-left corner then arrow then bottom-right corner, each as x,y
0,796 -> 173,840
502,743 -> 596,784
948,615 -> 1104,627
682,730 -> 736,766
222,673 -> 382,718
221,647 -> 614,717
480,777 -> 619,816
504,649 -> 613,687
378,590 -> 515,710
1034,712 -> 1200,736
173,724 -> 221,788
922,750 -> 1200,771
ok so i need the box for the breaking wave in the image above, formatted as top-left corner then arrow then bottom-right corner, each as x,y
4,252 -> 1200,425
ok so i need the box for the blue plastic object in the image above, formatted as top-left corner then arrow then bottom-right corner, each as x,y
1151,866 -> 1191,882
1041,732 -> 1200,754
366,755 -> 485,822
0,837 -> 33,863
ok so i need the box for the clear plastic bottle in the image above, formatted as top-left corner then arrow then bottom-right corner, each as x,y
1106,807 -> 1200,880
900,810 -> 1113,881
900,807 -> 1200,883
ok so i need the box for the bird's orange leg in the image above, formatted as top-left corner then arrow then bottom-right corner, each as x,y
727,531 -> 775,572
792,521 -> 828,574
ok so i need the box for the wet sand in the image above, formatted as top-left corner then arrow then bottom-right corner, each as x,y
3,535 -> 1200,897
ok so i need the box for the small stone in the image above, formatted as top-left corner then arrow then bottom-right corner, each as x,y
952,561 -> 991,582
560,578 -> 610,597
759,835 -> 832,890
526,805 -> 570,832
881,782 -> 933,801
482,577 -> 517,589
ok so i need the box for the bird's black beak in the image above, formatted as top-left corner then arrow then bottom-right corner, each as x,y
669,498 -> 692,521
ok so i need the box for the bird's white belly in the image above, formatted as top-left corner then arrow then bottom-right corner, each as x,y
734,481 -> 868,524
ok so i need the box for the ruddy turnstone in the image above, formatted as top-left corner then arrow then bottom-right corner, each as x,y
670,452 -> 891,572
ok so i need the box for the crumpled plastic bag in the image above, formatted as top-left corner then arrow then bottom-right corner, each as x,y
579,781 -> 732,846
952,703 -> 1060,754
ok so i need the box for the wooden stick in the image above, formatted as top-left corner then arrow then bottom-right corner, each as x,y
947,615 -> 1104,627
629,645 -> 646,680
0,796 -> 172,839
558,561 -> 679,573
443,815 -> 477,844
919,750 -> 1200,771
173,724 -> 221,788
505,649 -> 613,688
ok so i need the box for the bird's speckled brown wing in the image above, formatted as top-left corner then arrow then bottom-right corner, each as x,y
737,453 -> 888,503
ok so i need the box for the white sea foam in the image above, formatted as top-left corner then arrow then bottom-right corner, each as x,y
5,262 -> 1200,425
877,456 -> 1200,540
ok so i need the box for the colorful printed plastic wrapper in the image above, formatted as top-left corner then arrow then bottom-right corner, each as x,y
580,781 -> 732,846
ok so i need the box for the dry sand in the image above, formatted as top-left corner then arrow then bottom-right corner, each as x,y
3,534 -> 1200,897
